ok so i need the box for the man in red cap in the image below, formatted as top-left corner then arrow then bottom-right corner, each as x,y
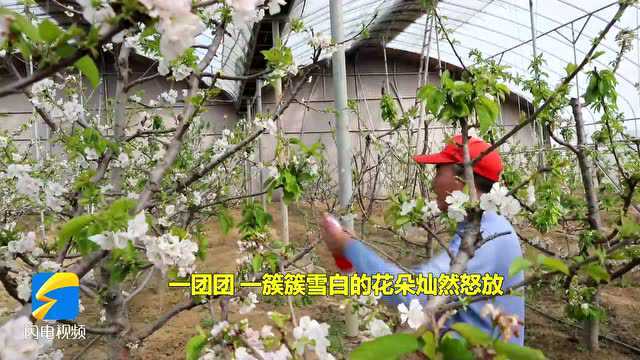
321,134 -> 525,345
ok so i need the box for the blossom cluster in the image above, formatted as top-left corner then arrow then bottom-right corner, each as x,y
138,0 -> 205,61
77,0 -> 115,35
445,190 -> 469,222
397,299 -> 426,330
479,183 -> 521,219
0,316 -> 63,360
87,212 -> 199,277
292,316 -> 334,360
203,314 -> 334,360
88,212 -> 149,250
144,233 -> 199,277
3,163 -> 66,212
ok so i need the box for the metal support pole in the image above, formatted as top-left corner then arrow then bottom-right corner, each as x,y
272,20 -> 289,245
245,100 -> 253,195
330,0 -> 358,338
256,79 -> 268,209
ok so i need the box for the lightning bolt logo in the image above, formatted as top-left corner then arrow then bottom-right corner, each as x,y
31,272 -> 79,321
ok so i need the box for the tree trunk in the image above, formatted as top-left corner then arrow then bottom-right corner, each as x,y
102,43 -> 132,360
571,97 -> 602,350
572,98 -> 603,230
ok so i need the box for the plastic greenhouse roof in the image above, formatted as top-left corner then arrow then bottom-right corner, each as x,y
196,22 -> 254,100
14,0 -> 640,136
281,0 -> 640,136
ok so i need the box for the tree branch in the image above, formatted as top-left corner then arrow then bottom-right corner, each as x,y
471,3 -> 630,166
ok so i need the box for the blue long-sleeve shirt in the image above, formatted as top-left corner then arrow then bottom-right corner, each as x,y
343,211 -> 525,345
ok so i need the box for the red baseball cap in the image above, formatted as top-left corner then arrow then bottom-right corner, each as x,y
413,135 -> 503,182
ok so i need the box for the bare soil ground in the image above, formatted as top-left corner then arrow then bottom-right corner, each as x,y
1,203 -> 639,359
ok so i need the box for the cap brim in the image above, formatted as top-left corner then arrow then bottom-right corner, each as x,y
413,153 -> 456,164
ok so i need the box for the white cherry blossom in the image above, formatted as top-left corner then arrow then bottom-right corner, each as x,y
292,316 -> 333,359
84,148 -> 99,161
39,260 -> 61,272
6,164 -> 31,179
138,0 -> 205,61
8,232 -> 36,254
115,152 -> 130,168
0,316 -> 48,359
366,318 -> 391,337
16,273 -> 31,301
144,233 -> 198,276
158,14 -> 205,61
445,190 -> 469,222
267,0 -> 286,15
399,199 -> 416,216
421,200 -> 441,219
127,212 -> 149,239
160,89 -> 178,105
77,0 -> 115,35
479,183 -> 521,219
310,33 -> 332,49
172,64 -> 192,81
239,292 -> 259,314
397,299 -> 426,329
228,0 -> 265,25
210,321 -> 228,338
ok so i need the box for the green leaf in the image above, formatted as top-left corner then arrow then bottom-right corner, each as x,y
38,19 -> 63,42
508,257 -> 532,278
421,331 -> 437,359
619,216 -> 640,239
12,14 -> 41,42
55,44 -> 77,58
494,340 -> 545,360
394,216 -> 410,228
269,311 -> 290,328
252,253 -> 263,273
417,84 -> 445,115
437,336 -> 473,360
590,51 -> 605,61
475,96 -> 499,135
57,214 -> 94,250
380,94 -> 398,126
74,55 -> 100,88
537,254 -> 569,275
581,263 -> 610,282
565,63 -> 577,76
350,334 -> 420,360
452,323 -> 492,346
185,333 -> 207,360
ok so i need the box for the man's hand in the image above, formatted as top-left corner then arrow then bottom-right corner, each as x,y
320,213 -> 354,255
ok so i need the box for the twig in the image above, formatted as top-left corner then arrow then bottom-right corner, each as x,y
124,73 -> 162,92
434,10 -> 467,73
203,69 -> 271,81
360,239 -> 412,273
240,335 -> 267,360
471,3 -> 630,166
418,222 -> 453,259
137,300 -> 204,341
0,24 -> 127,98
124,268 -> 156,304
